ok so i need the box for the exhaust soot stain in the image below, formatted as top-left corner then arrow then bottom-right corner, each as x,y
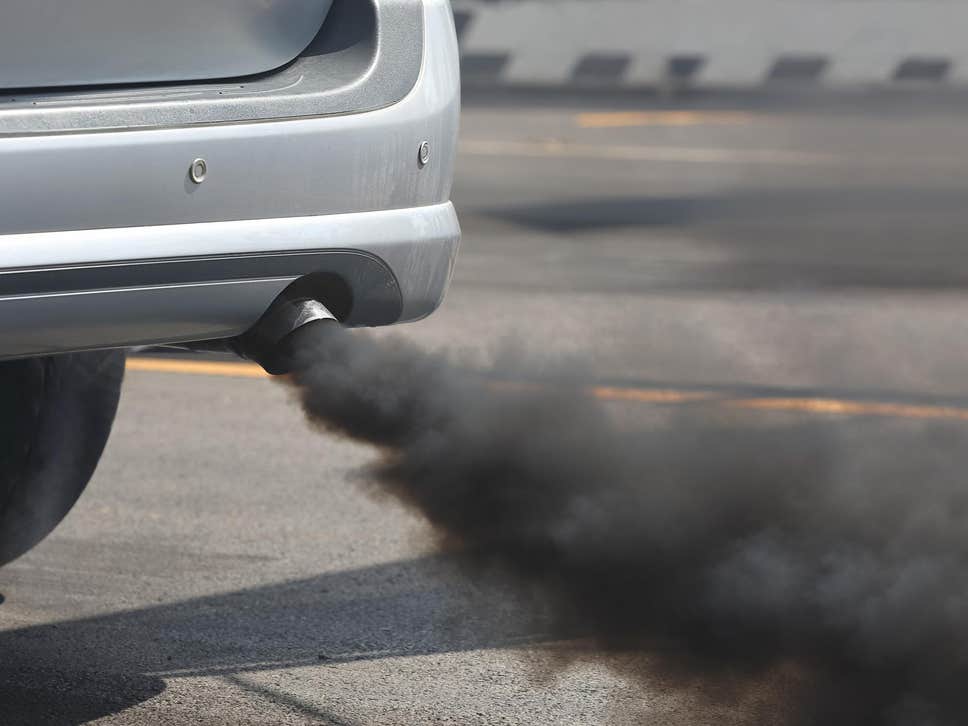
287,323 -> 968,725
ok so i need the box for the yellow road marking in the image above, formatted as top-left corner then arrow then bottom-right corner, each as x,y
590,385 -> 713,404
126,357 -> 268,379
127,356 -> 968,423
576,111 -> 756,129
729,397 -> 968,422
459,139 -> 838,166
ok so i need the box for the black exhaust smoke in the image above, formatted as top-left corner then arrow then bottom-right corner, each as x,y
286,323 -> 968,725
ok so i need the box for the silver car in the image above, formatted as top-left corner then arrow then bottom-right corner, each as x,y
0,0 -> 461,564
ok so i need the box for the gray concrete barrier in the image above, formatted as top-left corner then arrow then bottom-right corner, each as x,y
452,1 -> 968,90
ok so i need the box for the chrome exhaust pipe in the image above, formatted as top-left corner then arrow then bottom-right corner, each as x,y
233,297 -> 337,375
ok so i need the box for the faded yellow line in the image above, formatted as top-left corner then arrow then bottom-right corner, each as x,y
576,111 -> 756,129
729,397 -> 968,422
590,385 -> 713,404
459,139 -> 838,166
125,357 -> 968,423
491,380 -> 712,404
126,357 -> 268,379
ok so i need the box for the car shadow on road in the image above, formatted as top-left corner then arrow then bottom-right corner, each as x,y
475,188 -> 968,292
0,554 -> 543,725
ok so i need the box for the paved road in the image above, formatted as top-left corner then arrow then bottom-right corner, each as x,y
5,99 -> 968,724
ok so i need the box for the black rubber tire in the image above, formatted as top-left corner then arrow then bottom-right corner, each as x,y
0,350 -> 124,567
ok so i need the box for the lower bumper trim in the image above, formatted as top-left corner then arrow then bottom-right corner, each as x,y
0,202 -> 460,359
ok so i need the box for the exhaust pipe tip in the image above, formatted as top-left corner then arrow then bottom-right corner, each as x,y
234,298 -> 337,375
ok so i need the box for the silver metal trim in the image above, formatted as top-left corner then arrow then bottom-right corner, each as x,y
190,159 -> 208,184
418,141 -> 431,167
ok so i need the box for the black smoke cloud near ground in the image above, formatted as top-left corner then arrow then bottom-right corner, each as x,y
288,322 -> 968,725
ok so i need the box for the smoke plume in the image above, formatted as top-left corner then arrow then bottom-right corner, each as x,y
287,322 -> 968,725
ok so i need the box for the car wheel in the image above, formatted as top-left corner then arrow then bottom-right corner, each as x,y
0,350 -> 124,567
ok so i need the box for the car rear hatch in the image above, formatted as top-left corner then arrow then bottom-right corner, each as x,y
0,0 -> 335,89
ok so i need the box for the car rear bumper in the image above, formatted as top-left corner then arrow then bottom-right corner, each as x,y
0,203 -> 459,359
0,0 -> 460,359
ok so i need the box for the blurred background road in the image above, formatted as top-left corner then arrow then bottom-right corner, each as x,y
5,96 -> 968,724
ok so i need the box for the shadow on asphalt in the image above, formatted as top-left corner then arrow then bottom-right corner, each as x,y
0,667 -> 166,726
5,417 -> 968,724
482,188 -> 968,233
477,187 -> 968,292
0,555 -> 541,725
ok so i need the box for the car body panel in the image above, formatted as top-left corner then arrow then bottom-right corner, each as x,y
0,0 -> 422,135
0,0 -> 335,89
0,203 -> 459,358
0,0 -> 461,359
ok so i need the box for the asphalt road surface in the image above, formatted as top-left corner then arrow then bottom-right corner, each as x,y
6,96 -> 968,725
